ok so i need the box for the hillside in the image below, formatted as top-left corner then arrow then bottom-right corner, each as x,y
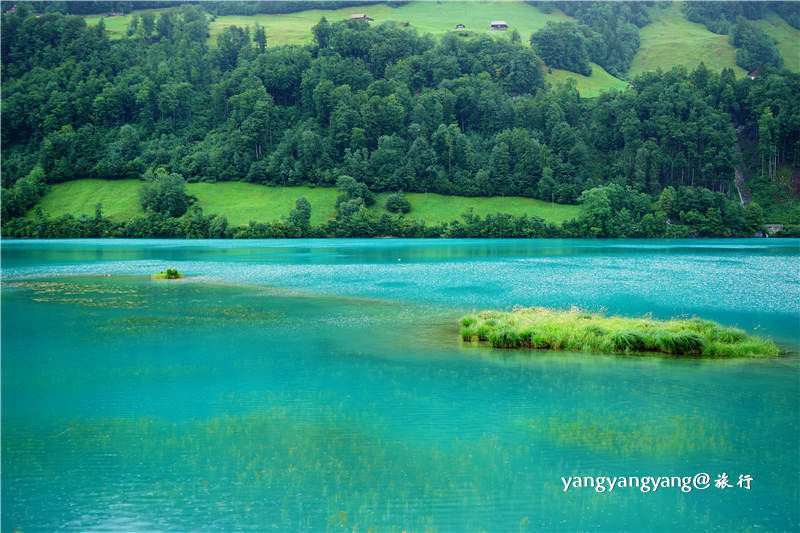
752,13 -> 800,72
85,2 -> 574,46
629,3 -> 748,78
81,1 -> 800,97
3,2 -> 797,240
85,2 -> 629,97
26,179 -> 580,227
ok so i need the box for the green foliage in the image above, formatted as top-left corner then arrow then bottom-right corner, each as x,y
1,7 -> 797,238
139,169 -> 192,218
555,1 -> 649,77
1,165 -> 46,220
530,22 -> 592,76
772,2 -> 800,30
385,191 -> 411,213
683,1 -> 767,35
729,16 -> 784,71
288,196 -> 312,230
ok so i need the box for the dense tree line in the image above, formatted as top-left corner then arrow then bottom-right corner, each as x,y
1,7 -> 798,237
682,1 -> 800,34
683,1 -> 768,34
530,22 -> 593,76
551,1 -> 649,77
771,2 -> 800,30
729,16 -> 783,71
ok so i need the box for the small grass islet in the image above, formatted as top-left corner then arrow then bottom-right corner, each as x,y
151,268 -> 183,280
460,307 -> 780,358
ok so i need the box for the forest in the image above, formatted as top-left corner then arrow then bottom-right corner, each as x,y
2,2 -> 799,238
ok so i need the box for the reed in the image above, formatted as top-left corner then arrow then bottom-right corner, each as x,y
460,307 -> 780,358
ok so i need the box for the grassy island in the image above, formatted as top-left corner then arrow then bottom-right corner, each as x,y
460,307 -> 779,358
151,269 -> 183,280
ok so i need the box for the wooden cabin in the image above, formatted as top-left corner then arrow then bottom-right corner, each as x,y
350,13 -> 374,22
489,21 -> 508,30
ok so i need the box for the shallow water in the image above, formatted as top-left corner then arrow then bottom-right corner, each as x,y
2,239 -> 799,532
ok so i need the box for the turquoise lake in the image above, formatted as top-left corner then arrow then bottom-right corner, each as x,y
2,238 -> 799,532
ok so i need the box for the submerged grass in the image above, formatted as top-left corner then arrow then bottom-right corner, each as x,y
460,307 -> 779,358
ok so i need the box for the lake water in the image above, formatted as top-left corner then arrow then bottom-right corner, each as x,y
2,239 -> 799,532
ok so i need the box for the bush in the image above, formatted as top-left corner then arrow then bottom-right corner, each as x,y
140,169 -> 193,218
385,191 -> 411,213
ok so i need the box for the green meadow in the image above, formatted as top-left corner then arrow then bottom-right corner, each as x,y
25,179 -> 145,221
188,182 -> 339,226
629,3 -> 747,78
544,62 -> 629,97
27,179 -> 580,227
372,191 -> 579,225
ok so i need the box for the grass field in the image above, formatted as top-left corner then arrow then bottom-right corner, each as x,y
545,62 -> 629,97
24,179 -> 144,221
371,191 -> 578,225
753,13 -> 800,72
27,179 -> 579,227
629,3 -> 747,78
187,182 -> 339,226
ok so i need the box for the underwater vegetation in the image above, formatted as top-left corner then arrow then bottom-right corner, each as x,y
460,307 -> 780,357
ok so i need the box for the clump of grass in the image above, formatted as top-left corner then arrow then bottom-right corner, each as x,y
151,268 -> 183,280
488,328 -> 519,348
460,307 -> 780,358
609,329 -> 648,352
707,326 -> 747,343
656,331 -> 704,355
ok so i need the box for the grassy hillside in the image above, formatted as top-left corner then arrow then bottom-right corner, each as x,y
87,2 -> 574,46
83,2 -> 797,96
545,62 -> 629,97
84,2 -> 629,97
25,179 -> 144,221
752,13 -> 800,72
629,3 -> 747,78
27,179 -> 580,227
